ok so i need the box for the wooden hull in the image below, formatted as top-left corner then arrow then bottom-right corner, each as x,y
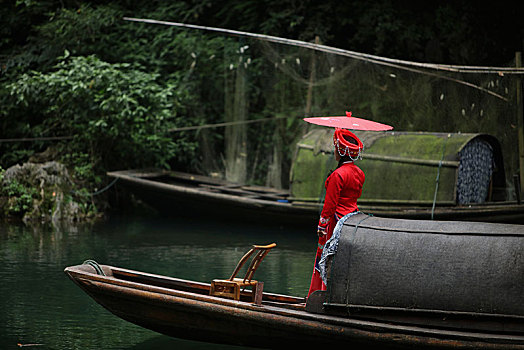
107,169 -> 319,226
65,264 -> 524,349
107,169 -> 524,225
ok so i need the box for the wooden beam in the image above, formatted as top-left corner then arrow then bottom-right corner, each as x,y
517,52 -> 524,198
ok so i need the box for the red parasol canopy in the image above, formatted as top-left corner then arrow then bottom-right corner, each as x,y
303,111 -> 393,131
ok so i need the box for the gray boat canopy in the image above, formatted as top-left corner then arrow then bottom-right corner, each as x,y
307,213 -> 524,334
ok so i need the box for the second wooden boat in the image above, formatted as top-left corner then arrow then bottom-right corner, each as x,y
107,167 -> 524,226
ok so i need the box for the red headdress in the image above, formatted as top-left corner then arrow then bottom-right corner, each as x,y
333,128 -> 363,160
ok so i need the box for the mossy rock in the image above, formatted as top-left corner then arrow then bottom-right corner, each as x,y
1,161 -> 90,223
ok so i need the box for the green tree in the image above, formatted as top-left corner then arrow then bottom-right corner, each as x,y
1,54 -> 194,179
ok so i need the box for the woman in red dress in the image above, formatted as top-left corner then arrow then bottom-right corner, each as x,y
307,128 -> 365,297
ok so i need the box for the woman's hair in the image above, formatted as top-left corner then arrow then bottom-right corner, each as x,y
337,156 -> 352,168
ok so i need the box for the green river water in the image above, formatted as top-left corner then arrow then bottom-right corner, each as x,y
0,213 -> 315,349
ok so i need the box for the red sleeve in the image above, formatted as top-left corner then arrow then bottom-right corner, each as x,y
318,171 -> 343,230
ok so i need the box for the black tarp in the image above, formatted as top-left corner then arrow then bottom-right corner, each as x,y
327,213 -> 524,317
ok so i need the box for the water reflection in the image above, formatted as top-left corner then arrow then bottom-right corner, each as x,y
129,335 -> 247,350
0,214 -> 316,349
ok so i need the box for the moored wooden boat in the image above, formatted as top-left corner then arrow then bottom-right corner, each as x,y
107,168 -> 315,226
107,168 -> 524,225
65,214 -> 524,349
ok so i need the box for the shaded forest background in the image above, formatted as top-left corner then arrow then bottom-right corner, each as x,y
1,0 -> 524,218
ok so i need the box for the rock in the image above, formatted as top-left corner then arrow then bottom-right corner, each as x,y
1,161 -> 90,223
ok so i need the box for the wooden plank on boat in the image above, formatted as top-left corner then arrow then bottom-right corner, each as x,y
167,170 -> 228,186
240,185 -> 290,197
107,168 -> 169,179
198,183 -> 287,201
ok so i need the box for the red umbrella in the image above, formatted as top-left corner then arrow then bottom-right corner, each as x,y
303,111 -> 393,131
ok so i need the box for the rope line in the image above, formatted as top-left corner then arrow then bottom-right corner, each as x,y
168,115 -> 297,132
82,259 -> 106,276
0,136 -> 74,143
431,135 -> 450,220
72,177 -> 119,197
1,117 -> 299,142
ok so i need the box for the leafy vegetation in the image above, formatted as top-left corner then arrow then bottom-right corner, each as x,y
0,167 -> 37,216
2,53 -> 192,172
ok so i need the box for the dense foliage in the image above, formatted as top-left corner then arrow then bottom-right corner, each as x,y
3,54 -> 189,170
1,0 -> 522,219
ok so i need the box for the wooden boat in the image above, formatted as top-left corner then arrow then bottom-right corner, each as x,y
65,214 -> 524,349
107,166 -> 524,226
106,168 -> 318,226
106,128 -> 524,225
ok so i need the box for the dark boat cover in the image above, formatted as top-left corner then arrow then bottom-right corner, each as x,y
327,213 -> 524,319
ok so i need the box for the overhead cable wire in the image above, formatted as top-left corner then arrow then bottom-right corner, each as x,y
168,115 -> 297,132
0,136 -> 74,143
123,17 -> 524,75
